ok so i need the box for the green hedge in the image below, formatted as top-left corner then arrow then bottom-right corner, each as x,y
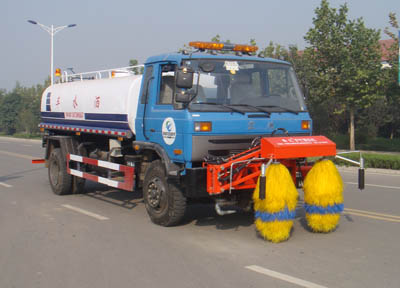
333,152 -> 400,170
329,134 -> 400,153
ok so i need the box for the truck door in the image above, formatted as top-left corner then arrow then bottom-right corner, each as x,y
140,63 -> 185,163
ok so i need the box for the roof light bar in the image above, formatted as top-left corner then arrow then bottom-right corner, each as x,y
189,41 -> 258,53
233,44 -> 258,53
189,41 -> 224,50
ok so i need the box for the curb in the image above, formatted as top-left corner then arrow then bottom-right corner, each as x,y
337,165 -> 400,175
0,136 -> 41,143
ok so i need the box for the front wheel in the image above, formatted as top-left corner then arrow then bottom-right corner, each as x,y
143,160 -> 186,226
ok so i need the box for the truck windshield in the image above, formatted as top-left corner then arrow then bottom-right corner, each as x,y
182,59 -> 307,113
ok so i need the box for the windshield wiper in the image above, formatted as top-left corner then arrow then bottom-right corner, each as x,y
259,105 -> 299,115
229,104 -> 271,117
191,102 -> 245,115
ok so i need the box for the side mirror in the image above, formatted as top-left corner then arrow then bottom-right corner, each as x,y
176,67 -> 194,89
175,91 -> 191,103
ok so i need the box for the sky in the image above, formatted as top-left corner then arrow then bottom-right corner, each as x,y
1,0 -> 399,91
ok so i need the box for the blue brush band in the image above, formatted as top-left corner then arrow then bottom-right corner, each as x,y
304,203 -> 344,214
255,208 -> 296,222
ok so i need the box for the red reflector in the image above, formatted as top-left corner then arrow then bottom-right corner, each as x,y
32,159 -> 46,164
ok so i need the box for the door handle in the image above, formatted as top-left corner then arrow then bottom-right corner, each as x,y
150,128 -> 155,132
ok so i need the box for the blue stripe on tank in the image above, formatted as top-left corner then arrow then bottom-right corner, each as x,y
41,112 -> 65,118
254,208 -> 296,222
304,203 -> 344,214
40,112 -> 128,122
84,113 -> 128,121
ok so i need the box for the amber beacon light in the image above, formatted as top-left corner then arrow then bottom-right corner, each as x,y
189,41 -> 258,53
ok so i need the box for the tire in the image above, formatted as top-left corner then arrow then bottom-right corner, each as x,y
71,176 -> 86,194
48,148 -> 72,195
143,160 -> 186,226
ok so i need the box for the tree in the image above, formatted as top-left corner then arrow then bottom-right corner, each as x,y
382,13 -> 400,139
129,59 -> 144,75
14,80 -> 48,135
304,0 -> 382,150
258,41 -> 287,59
0,91 -> 22,134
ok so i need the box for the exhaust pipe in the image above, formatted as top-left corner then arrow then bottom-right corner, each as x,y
215,202 -> 237,216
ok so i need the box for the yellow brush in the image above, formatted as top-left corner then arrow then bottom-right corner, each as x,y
303,159 -> 344,233
253,163 -> 298,243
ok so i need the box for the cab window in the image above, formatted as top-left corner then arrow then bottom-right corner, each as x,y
158,64 -> 176,105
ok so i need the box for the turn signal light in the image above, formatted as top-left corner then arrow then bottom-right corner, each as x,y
173,149 -> 183,155
194,122 -> 212,132
301,120 -> 311,130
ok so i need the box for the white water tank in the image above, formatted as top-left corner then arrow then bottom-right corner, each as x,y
40,75 -> 143,135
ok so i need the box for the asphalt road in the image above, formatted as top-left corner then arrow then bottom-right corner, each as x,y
1,137 -> 399,288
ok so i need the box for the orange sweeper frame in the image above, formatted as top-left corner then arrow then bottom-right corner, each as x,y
204,135 -> 339,195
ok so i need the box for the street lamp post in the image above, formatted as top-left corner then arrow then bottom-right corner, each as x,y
28,20 -> 76,85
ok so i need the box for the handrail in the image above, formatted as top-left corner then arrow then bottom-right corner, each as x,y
59,65 -> 144,83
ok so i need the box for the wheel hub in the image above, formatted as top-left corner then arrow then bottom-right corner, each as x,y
147,178 -> 164,209
49,158 -> 60,186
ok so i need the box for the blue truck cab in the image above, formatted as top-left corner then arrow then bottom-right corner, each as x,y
133,51 -> 311,200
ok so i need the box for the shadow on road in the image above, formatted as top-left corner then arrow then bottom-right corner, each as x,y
185,203 -> 254,231
0,167 -> 44,183
81,181 -> 143,210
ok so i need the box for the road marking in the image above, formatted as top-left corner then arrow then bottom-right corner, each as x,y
61,204 -> 109,220
345,182 -> 400,190
245,265 -> 328,288
345,211 -> 400,223
0,150 -> 37,160
344,208 -> 400,219
344,208 -> 400,223
0,182 -> 12,188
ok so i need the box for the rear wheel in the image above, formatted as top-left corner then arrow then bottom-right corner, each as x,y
48,148 -> 72,195
71,176 -> 86,194
143,160 -> 186,226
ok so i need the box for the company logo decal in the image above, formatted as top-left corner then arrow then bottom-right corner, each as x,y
162,117 -> 176,145
276,137 -> 328,145
166,120 -> 173,132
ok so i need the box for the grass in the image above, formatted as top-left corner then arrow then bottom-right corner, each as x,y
330,134 -> 400,153
12,133 -> 41,139
0,132 -> 41,140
